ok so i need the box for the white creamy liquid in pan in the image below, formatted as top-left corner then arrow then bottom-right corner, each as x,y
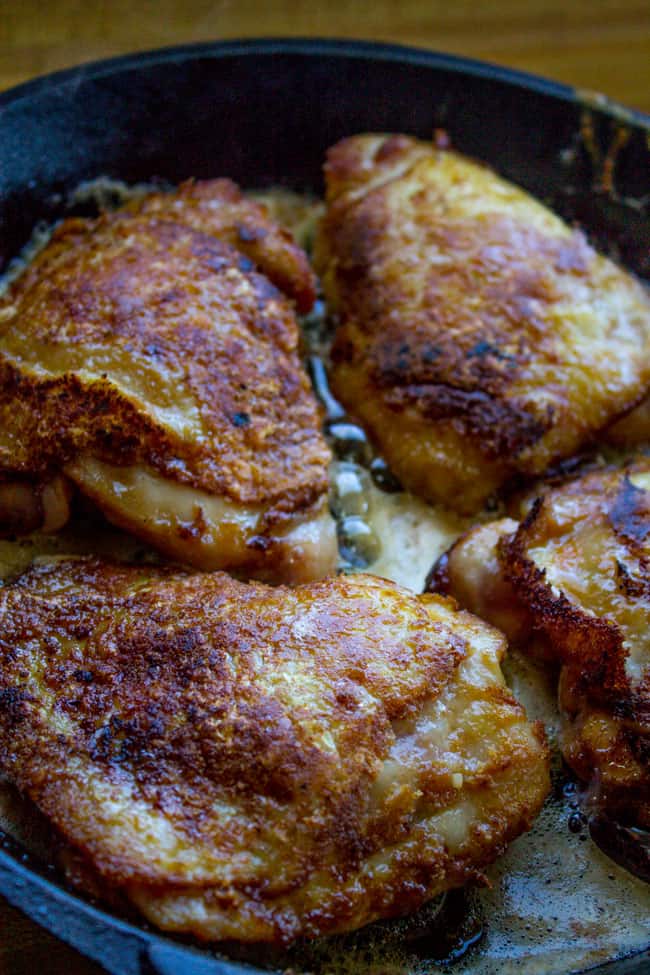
0,185 -> 648,975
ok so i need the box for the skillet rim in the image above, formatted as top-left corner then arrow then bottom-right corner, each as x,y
0,34 -> 648,975
1,35 -> 648,129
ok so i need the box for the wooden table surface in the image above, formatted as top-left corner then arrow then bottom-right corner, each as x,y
2,0 -> 650,112
0,1 -> 649,973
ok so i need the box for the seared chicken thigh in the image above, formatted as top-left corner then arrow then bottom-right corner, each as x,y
0,189 -> 334,583
0,558 -> 549,944
428,460 -> 650,827
124,178 -> 317,313
315,134 -> 650,513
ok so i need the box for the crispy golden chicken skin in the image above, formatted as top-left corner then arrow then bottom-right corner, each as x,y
315,134 -> 650,513
0,558 -> 549,944
428,460 -> 650,826
125,178 -> 317,313
0,199 -> 334,583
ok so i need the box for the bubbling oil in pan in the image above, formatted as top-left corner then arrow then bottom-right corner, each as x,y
0,185 -> 648,975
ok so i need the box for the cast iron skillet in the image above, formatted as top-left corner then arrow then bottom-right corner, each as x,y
0,37 -> 648,975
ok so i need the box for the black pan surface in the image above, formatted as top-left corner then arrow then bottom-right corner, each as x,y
0,37 -> 648,975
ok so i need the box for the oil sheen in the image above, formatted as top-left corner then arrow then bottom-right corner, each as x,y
0,185 -> 648,975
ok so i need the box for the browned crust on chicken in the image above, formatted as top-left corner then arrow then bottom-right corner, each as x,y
315,134 -> 650,513
0,559 -> 549,944
559,666 -> 650,829
429,460 -> 650,828
0,213 -> 329,520
501,463 -> 650,820
125,179 -> 317,313
500,461 -> 650,705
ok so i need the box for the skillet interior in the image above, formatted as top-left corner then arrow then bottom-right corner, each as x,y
0,38 -> 649,975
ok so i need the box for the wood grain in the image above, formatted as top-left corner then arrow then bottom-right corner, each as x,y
0,1 -> 648,972
1,0 -> 649,110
